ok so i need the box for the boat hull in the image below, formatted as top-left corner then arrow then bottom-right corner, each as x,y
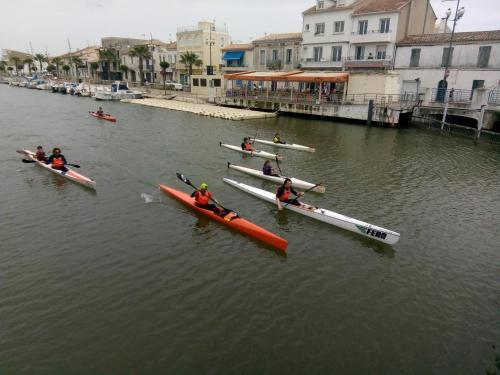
223,178 -> 400,245
220,143 -> 282,160
159,184 -> 287,252
253,138 -> 315,152
89,112 -> 117,122
227,163 -> 325,193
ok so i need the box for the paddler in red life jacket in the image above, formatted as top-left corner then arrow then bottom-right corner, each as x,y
47,147 -> 68,172
276,178 -> 303,210
96,106 -> 104,116
241,137 -> 255,152
35,145 -> 47,162
190,182 -> 225,215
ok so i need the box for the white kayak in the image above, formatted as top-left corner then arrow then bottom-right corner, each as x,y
227,162 -> 325,193
253,138 -> 315,153
222,178 -> 400,245
20,149 -> 96,190
220,143 -> 282,160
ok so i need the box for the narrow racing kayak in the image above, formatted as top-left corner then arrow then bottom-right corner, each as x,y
20,149 -> 96,190
228,162 -> 325,193
253,138 -> 315,153
223,178 -> 400,245
89,112 -> 117,122
159,184 -> 288,252
220,142 -> 282,160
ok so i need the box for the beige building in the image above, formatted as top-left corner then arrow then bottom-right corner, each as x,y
252,33 -> 302,71
176,21 -> 231,84
55,46 -> 100,79
221,43 -> 254,74
1,49 -> 38,75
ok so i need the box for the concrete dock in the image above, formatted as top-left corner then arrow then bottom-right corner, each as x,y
122,98 -> 277,120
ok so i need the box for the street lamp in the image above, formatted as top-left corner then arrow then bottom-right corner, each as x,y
205,20 -> 216,75
440,0 -> 464,129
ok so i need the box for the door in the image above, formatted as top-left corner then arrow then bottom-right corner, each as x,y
436,80 -> 448,102
355,46 -> 365,60
402,80 -> 418,99
471,80 -> 485,99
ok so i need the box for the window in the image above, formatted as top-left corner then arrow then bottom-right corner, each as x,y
259,50 -> 266,65
315,23 -> 325,35
200,79 -> 207,87
313,47 -> 323,62
355,46 -> 365,60
305,24 -> 310,31
193,78 -> 199,86
220,37 -> 224,47
410,48 -> 421,67
376,46 -> 386,59
477,46 -> 491,68
286,49 -> 292,64
441,47 -> 454,67
379,18 -> 390,33
334,21 -> 344,33
358,20 -> 368,35
317,0 -> 324,9
272,49 -> 278,61
213,78 -> 221,87
332,46 -> 342,62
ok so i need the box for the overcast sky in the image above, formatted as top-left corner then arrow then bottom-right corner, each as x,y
1,0 -> 498,56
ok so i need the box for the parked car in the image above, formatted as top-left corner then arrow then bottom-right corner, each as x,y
165,80 -> 183,90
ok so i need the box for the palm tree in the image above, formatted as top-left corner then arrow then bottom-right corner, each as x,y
11,56 -> 21,74
98,48 -> 117,81
0,60 -> 6,72
90,61 -> 99,79
179,51 -> 202,87
129,45 -> 151,85
34,53 -> 45,72
46,64 -> 56,74
62,64 -> 70,76
24,58 -> 34,74
7,66 -> 14,74
71,56 -> 83,78
119,64 -> 129,80
159,61 -> 170,92
51,57 -> 62,77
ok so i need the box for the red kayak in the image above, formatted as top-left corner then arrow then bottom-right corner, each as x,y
159,184 -> 288,252
89,112 -> 117,122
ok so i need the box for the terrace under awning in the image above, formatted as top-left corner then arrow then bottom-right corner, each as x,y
223,51 -> 244,60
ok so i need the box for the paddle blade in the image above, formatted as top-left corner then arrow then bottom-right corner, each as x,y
16,150 -> 28,155
176,172 -> 190,185
68,164 -> 81,168
22,159 -> 36,163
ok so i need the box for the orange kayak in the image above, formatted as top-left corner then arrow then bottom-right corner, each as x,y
89,112 -> 117,122
159,184 -> 288,252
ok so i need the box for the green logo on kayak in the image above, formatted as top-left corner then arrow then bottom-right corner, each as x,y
355,225 -> 388,240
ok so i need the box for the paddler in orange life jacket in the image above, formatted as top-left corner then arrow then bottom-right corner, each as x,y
241,137 -> 255,152
276,178 -> 303,210
191,183 -> 225,215
96,106 -> 104,116
46,147 -> 68,172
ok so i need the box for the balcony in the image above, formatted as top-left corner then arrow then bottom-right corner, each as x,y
266,59 -> 282,70
350,30 -> 393,44
301,58 -> 342,69
222,64 -> 251,72
344,56 -> 393,70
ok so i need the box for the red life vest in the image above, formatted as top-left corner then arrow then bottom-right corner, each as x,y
277,186 -> 291,202
194,191 -> 211,205
243,143 -> 253,151
52,156 -> 65,168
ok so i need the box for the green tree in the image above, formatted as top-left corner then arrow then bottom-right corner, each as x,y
62,64 -> 70,76
51,57 -> 62,77
0,60 -> 7,72
34,53 -> 45,72
90,61 -> 99,79
129,44 -> 151,85
179,51 -> 202,87
119,64 -> 129,80
11,56 -> 21,73
71,56 -> 84,78
98,48 -> 117,81
7,66 -> 14,73
159,60 -> 170,92
24,58 -> 34,73
46,64 -> 56,74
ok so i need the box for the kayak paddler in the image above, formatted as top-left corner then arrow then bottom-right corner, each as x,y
263,160 -> 280,177
35,146 -> 47,162
96,106 -> 104,116
273,132 -> 286,144
191,182 -> 225,215
241,137 -> 255,152
276,178 -> 303,210
46,147 -> 68,172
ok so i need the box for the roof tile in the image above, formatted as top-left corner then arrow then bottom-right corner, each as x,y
398,30 -> 500,45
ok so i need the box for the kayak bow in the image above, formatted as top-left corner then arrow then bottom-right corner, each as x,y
253,138 -> 315,153
159,184 -> 288,252
220,143 -> 282,160
222,178 -> 400,245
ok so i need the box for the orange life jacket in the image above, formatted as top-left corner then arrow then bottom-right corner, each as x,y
195,191 -> 211,205
52,156 -> 65,168
277,186 -> 291,202
243,143 -> 253,151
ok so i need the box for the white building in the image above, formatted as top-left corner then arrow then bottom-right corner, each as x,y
220,43 -> 254,74
395,30 -> 500,98
301,0 -> 437,71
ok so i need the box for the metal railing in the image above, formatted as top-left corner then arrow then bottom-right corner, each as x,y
431,88 -> 472,103
344,55 -> 393,61
351,29 -> 393,35
488,90 -> 500,106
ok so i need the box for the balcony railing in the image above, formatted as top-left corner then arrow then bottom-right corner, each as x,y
431,88 -> 472,103
344,55 -> 393,69
488,90 -> 500,106
266,59 -> 282,70
351,29 -> 393,36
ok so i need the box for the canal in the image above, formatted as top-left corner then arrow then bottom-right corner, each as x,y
1,84 -> 499,374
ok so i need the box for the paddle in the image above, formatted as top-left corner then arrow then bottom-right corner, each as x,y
275,156 -> 283,176
282,182 -> 323,209
21,159 -> 81,168
176,173 -> 232,213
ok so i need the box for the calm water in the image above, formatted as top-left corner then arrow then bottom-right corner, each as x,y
1,84 -> 499,374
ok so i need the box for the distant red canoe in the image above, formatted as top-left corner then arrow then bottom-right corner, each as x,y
89,112 -> 117,122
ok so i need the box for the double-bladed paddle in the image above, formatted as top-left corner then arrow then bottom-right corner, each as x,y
282,182 -> 323,209
176,173 -> 232,213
